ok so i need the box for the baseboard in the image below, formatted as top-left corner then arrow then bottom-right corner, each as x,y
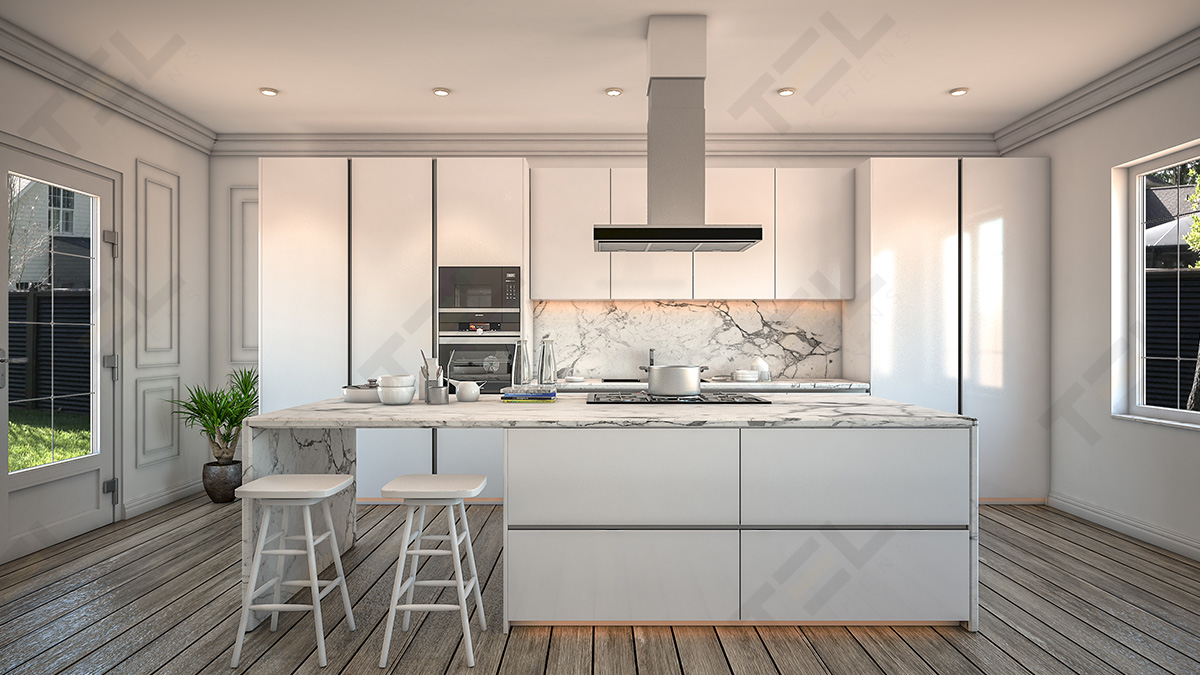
357,497 -> 503,505
979,497 -> 1047,504
1048,490 -> 1200,561
123,480 -> 205,519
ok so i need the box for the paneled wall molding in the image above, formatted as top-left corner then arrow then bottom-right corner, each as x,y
995,25 -> 1200,153
134,375 -> 181,468
228,186 -> 259,364
210,133 -> 1000,158
0,18 -> 216,154
135,159 -> 181,367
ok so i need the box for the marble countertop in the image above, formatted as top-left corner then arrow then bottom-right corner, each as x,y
247,393 -> 974,430
553,378 -> 869,393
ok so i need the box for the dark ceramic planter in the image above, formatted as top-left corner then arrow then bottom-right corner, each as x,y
202,460 -> 242,503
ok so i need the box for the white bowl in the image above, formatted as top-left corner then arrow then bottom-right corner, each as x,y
379,374 -> 417,387
733,369 -> 760,382
343,386 -> 380,403
379,385 -> 416,405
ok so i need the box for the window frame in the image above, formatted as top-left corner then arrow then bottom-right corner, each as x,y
1127,146 -> 1200,426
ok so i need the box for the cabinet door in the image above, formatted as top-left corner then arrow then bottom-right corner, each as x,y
356,429 -> 433,500
530,168 -> 611,299
609,168 -> 693,299
962,158 -> 1050,499
741,530 -> 969,622
506,428 -> 740,526
508,530 -> 739,621
694,168 -> 776,299
436,158 -> 526,266
436,428 -> 503,499
259,158 -> 348,413
776,167 -> 856,299
741,428 -> 970,526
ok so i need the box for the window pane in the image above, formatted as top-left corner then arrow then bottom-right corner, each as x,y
1145,358 -> 1179,408
1144,266 -> 1178,359
52,406 -> 92,463
52,323 -> 91,398
8,405 -> 54,472
1181,361 -> 1199,411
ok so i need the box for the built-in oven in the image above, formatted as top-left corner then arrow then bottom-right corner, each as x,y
437,266 -> 522,394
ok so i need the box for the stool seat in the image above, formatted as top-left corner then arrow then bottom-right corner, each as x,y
236,474 -> 354,500
381,473 -> 486,500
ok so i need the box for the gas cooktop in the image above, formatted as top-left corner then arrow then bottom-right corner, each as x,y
586,392 -> 772,404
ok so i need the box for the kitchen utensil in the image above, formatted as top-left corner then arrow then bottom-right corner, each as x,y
425,384 -> 449,405
733,369 -> 760,382
512,339 -> 532,386
538,339 -> 557,385
564,376 -> 585,383
379,374 -> 416,387
454,380 -> 483,402
379,386 -> 416,405
637,365 -> 709,397
342,379 -> 380,403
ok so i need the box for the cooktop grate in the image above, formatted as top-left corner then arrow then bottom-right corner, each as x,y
586,392 -> 772,404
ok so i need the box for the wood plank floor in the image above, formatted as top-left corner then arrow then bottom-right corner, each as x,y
2,499 -> 1199,674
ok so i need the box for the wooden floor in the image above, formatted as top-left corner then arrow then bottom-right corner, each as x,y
2,499 -> 1200,675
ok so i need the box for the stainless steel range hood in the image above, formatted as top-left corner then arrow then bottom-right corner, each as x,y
594,15 -> 761,253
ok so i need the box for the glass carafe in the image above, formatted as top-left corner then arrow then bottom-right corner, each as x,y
512,339 -> 533,386
538,339 -> 557,386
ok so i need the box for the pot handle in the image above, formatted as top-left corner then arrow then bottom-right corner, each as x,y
699,366 -> 709,372
638,366 -> 649,371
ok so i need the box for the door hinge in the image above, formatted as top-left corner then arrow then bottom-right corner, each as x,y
102,354 -> 119,381
102,478 -> 119,506
102,230 -> 119,258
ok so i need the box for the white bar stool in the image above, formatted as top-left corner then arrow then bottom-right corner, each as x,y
232,474 -> 356,669
378,474 -> 487,669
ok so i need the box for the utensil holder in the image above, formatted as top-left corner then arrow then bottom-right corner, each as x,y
425,385 -> 449,405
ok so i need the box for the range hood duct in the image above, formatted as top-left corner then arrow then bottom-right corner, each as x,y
594,15 -> 761,253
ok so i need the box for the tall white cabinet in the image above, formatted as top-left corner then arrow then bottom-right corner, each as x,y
436,158 -> 527,267
609,168 -> 694,299
845,157 -> 1050,499
694,168 -> 775,299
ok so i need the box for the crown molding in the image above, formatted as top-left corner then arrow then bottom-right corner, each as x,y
0,18 -> 216,154
211,132 -> 999,157
995,25 -> 1200,154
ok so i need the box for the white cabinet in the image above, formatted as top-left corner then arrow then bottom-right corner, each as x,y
694,168 -> 776,299
741,428 -> 970,526
508,530 -> 740,621
259,158 -> 348,413
436,158 -> 527,267
530,168 -> 610,300
776,167 -> 856,299
505,428 -> 739,525
741,530 -> 970,622
436,428 -> 503,500
609,168 -> 693,299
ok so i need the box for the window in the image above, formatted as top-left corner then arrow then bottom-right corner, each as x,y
48,184 -> 73,234
1131,151 -> 1200,422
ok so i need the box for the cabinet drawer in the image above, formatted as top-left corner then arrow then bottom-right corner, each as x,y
508,530 -> 739,621
506,429 -> 739,526
741,428 -> 970,526
741,530 -> 970,622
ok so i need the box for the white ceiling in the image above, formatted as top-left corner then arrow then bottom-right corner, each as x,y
4,0 -> 1200,136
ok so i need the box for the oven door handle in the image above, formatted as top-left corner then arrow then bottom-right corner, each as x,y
437,336 -> 520,345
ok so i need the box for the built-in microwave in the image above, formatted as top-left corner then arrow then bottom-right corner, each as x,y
438,267 -> 520,310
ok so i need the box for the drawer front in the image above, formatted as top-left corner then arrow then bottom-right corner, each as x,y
741,530 -> 970,622
741,428 -> 970,526
507,530 -> 740,622
506,429 -> 740,526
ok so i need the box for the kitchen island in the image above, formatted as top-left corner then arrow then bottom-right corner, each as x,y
242,393 -> 977,632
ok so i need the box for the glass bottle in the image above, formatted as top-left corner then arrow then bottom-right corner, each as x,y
538,339 -> 557,386
512,339 -> 532,386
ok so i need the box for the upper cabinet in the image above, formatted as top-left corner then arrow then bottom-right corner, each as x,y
530,168 -> 611,300
776,168 -> 856,300
609,168 -> 694,300
436,157 -> 527,267
694,168 -> 775,299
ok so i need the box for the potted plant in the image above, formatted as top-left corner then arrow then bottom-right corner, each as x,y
171,368 -> 259,503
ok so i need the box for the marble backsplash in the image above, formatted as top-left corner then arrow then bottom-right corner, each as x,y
532,300 -> 842,380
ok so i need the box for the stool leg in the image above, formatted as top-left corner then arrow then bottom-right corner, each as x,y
321,499 -> 356,631
447,501 -> 475,668
380,504 -> 416,669
458,501 -> 486,631
302,504 -> 327,667
232,504 -> 272,669
401,504 -> 427,632
270,505 -> 288,631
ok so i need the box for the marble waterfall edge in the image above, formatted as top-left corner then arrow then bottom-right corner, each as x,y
533,300 -> 842,379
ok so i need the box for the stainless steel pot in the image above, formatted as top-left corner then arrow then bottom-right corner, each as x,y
638,365 -> 709,397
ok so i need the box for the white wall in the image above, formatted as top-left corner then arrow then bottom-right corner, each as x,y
1011,66 -> 1200,558
0,58 -> 211,516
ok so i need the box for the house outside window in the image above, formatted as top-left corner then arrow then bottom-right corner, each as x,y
1131,151 -> 1200,422
47,185 -> 74,234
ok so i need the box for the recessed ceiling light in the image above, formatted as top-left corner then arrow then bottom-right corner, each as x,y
433,87 -> 451,97
949,87 -> 969,97
605,87 -> 623,97
259,87 -> 278,97
776,88 -> 796,97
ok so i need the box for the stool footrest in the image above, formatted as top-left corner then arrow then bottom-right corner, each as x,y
261,548 -> 310,557
249,603 -> 314,612
406,548 -> 452,557
280,578 -> 337,589
392,603 -> 470,612
285,532 -> 332,546
418,532 -> 468,545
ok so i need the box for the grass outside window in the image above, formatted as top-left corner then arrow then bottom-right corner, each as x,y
7,408 -> 92,472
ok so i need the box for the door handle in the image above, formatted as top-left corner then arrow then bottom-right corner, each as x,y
0,348 -> 6,389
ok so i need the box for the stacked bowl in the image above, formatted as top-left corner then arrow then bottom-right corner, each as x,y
379,375 -> 417,405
